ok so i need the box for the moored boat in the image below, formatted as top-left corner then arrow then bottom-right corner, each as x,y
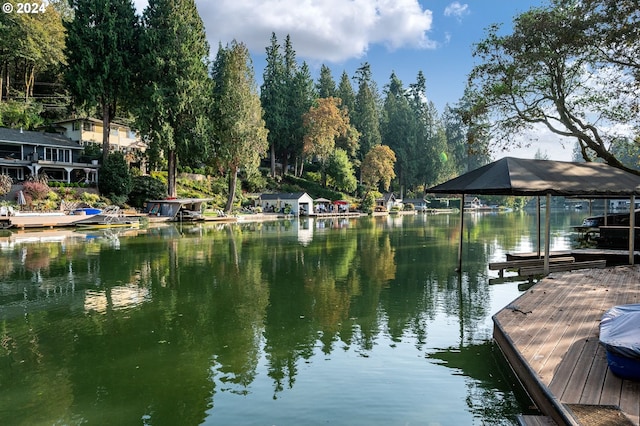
581,208 -> 640,227
74,206 -> 140,229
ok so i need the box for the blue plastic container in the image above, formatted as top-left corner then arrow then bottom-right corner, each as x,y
600,304 -> 640,381
72,208 -> 102,215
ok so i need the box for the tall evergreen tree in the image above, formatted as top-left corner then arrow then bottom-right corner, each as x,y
260,34 -> 314,177
316,64 -> 336,98
287,61 -> 315,176
278,36 -> 315,176
408,72 -> 448,188
380,72 -> 416,192
352,63 -> 381,181
260,33 -> 286,177
442,104 -> 467,177
64,0 -> 138,162
275,34 -> 298,176
335,70 -> 358,162
336,71 -> 355,115
136,0 -> 211,197
211,41 -> 268,213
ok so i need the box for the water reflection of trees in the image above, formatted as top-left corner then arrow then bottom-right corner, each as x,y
428,341 -> 534,424
0,213 -> 532,424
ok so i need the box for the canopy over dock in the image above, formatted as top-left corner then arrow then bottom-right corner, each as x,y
428,157 -> 640,271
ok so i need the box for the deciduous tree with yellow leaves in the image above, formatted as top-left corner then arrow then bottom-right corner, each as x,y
303,97 -> 358,187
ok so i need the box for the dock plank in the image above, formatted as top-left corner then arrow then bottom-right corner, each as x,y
493,265 -> 640,425
548,338 -> 589,401
561,338 -> 599,404
600,368 -> 623,407
579,343 -> 608,405
621,380 -> 640,424
518,415 -> 557,425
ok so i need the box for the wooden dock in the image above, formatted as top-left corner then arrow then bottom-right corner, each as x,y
7,213 -> 91,229
493,265 -> 640,426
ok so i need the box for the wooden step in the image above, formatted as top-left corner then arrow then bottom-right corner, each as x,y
490,257 -> 575,277
519,260 -> 607,276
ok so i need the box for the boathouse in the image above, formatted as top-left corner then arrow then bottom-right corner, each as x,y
258,192 -> 313,216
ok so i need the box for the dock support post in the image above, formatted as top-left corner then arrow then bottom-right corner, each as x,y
544,194 -> 550,275
456,194 -> 464,272
536,196 -> 541,258
630,195 -> 635,265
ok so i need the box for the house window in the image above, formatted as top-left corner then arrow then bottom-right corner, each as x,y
83,121 -> 95,132
72,121 -> 81,131
40,168 -> 65,181
110,127 -> 119,136
44,148 -> 72,163
1,167 -> 23,181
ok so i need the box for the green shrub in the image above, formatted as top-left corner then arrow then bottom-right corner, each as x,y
304,171 -> 322,184
81,191 -> 101,205
79,144 -> 102,163
98,152 -> 132,199
47,191 -> 60,202
241,169 -> 267,193
128,175 -> 167,208
150,171 -> 167,184
361,191 -> 378,213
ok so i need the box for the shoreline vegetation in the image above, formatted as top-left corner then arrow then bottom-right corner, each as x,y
2,206 -> 519,231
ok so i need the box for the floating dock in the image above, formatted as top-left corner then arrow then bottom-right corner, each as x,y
493,265 -> 640,425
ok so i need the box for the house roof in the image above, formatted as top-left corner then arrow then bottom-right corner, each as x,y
403,198 -> 428,204
52,117 -> 133,129
260,192 -> 309,201
378,193 -> 396,202
0,127 -> 82,150
428,157 -> 640,197
147,198 -> 214,204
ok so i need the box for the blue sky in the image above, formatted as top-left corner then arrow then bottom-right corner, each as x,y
133,0 -> 575,161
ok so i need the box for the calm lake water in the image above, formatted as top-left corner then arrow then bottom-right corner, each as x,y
0,210 -> 588,425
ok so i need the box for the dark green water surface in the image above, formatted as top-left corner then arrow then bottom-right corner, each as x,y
0,211 -> 586,425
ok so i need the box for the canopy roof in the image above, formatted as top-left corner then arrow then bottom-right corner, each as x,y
428,157 -> 640,197
147,198 -> 214,204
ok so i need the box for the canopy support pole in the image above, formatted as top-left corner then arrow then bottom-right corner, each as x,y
630,195 -> 635,265
457,194 -> 464,272
537,196 -> 541,258
544,194 -> 551,275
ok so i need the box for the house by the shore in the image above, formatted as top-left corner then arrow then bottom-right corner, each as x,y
0,127 -> 99,184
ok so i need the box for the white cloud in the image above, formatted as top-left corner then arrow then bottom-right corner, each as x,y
135,0 -> 435,62
444,2 -> 470,21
